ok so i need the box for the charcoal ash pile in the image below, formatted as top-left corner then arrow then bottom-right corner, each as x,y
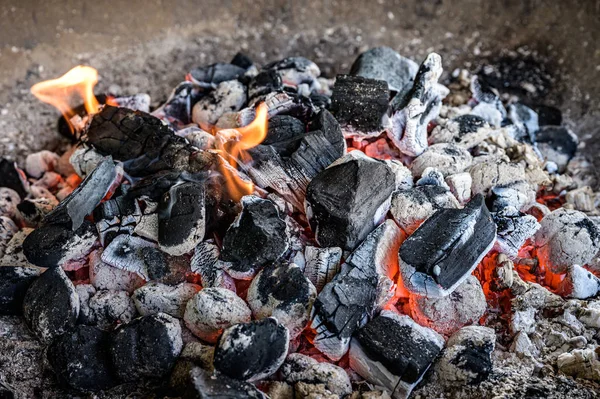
1,46 -> 600,399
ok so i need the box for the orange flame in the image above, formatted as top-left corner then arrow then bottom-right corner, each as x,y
30,66 -> 103,132
215,103 -> 268,201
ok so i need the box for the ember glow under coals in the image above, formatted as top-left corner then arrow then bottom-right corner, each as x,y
2,47 -> 600,398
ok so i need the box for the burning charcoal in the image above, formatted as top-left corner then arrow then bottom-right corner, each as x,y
158,181 -> 206,256
213,318 -> 289,381
247,263 -> 317,339
535,126 -> 578,172
410,275 -> 487,336
559,265 -> 600,299
0,187 -> 21,219
280,353 -> 352,397
22,220 -> 97,268
350,46 -> 418,93
329,75 -> 390,137
133,282 -> 200,318
88,290 -> 137,330
25,150 -> 60,179
76,284 -> 96,325
0,159 -> 27,198
304,246 -> 343,292
399,194 -> 496,297
191,241 -> 235,290
534,209 -> 600,273
188,367 -> 267,399
192,80 -> 247,126
22,267 -> 79,343
306,151 -> 394,251
188,63 -> 246,88
244,109 -> 345,210
112,93 -> 151,113
311,220 -> 405,360
388,53 -> 448,157
69,146 -> 106,178
16,198 -> 54,226
492,207 -> 541,258
184,287 -> 251,343
430,115 -> 490,145
248,70 -> 283,101
89,248 -> 144,293
349,310 -> 444,399
0,267 -> 40,315
152,81 -> 203,127
416,167 -> 450,189
390,186 -> 459,234
385,160 -> 413,190
556,348 -> 600,382
263,57 -> 320,89
508,103 -> 539,143
410,143 -> 472,178
445,172 -> 472,205
435,326 -> 495,386
47,325 -> 117,391
489,181 -> 536,212
220,196 -> 289,279
469,160 -> 526,196
110,313 -> 183,381
101,234 -> 161,280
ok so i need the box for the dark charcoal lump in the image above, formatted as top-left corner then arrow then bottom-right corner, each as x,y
47,325 -> 117,392
452,114 -> 489,135
22,267 -> 79,343
248,70 -> 283,100
0,267 -> 41,315
188,63 -> 246,88
532,104 -> 562,126
535,125 -> 578,171
0,159 -> 27,198
141,247 -> 169,280
220,196 -> 289,279
213,318 -> 289,381
399,194 -> 496,297
350,46 -> 418,93
330,75 -> 390,135
231,52 -> 254,70
110,313 -> 183,381
22,220 -> 96,268
188,367 -> 267,399
306,152 -> 394,251
254,263 -> 312,311
261,115 -> 306,154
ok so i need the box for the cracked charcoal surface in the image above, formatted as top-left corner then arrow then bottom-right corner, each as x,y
189,367 -> 267,399
350,46 -> 418,93
0,267 -> 41,316
492,208 -> 541,258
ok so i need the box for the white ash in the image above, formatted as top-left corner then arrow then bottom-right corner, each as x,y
89,248 -> 145,293
191,240 -> 236,291
490,181 -> 537,212
389,187 -> 459,234
0,228 -> 37,268
471,102 -> 504,128
112,93 -> 151,112
557,348 -> 600,382
133,212 -> 159,242
565,186 -> 596,213
192,79 -> 247,125
177,126 -> 216,150
75,284 -> 96,325
88,289 -> 137,329
384,160 -> 413,191
25,150 -> 60,179
410,143 -> 472,177
0,187 -> 21,220
492,206 -> 541,258
410,275 -> 487,336
100,234 -> 158,280
69,146 -> 105,178
303,245 -> 343,292
415,167 -> 450,190
469,160 -> 527,196
445,172 -> 472,204
559,265 -> 600,299
184,287 -> 251,343
534,208 -> 600,273
280,353 -> 352,397
133,282 -> 200,318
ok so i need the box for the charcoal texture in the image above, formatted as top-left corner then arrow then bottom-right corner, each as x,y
0,159 -> 27,198
152,81 -> 204,127
306,152 -> 394,250
535,125 -> 578,171
248,70 -> 283,100
350,46 -> 418,93
188,367 -> 267,399
188,63 -> 246,88
47,325 -> 117,391
0,266 -> 41,315
452,114 -> 489,135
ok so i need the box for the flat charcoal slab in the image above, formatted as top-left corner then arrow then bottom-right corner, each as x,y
349,310 -> 444,399
306,151 -> 395,251
0,266 -> 41,315
330,74 -> 390,136
399,193 -> 496,297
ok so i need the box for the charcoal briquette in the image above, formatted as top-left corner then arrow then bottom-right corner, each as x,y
0,266 -> 41,315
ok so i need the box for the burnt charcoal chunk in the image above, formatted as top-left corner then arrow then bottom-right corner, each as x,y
23,267 -> 79,343
152,81 -> 204,127
231,52 -> 254,70
214,318 -> 289,381
0,267 -> 41,315
47,325 -> 117,391
350,311 -> 444,398
248,70 -> 283,100
535,126 -> 578,172
141,247 -> 169,280
350,46 -> 418,93
110,313 -> 183,381
453,114 -> 489,135
262,115 -> 305,154
533,104 -> 562,126
220,196 -> 289,279
158,182 -> 206,256
492,208 -> 540,258
330,75 -> 389,136
0,159 -> 27,198
188,63 -> 246,88
306,152 -> 394,251
23,220 -> 96,268
189,367 -> 267,399
399,194 -> 496,297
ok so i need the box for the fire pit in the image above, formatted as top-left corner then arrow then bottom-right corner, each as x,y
1,3 -> 600,397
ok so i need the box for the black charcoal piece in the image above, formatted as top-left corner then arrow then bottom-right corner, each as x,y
220,196 -> 289,279
399,194 -> 496,297
101,234 -> 159,280
470,75 -> 507,119
388,53 -> 448,156
492,208 -> 540,258
152,81 -> 204,127
158,181 -> 206,256
330,74 -> 389,136
452,114 -> 489,135
535,125 -> 578,172
141,247 -> 169,280
303,246 -> 343,292
244,109 -> 345,210
22,267 -> 79,343
231,52 -> 254,70
44,156 -> 117,229
214,318 -> 289,381
22,220 -> 96,268
47,325 -> 117,391
305,151 -> 394,251
350,46 -> 418,93
248,70 -> 283,100
189,367 -> 267,399
263,57 -> 320,88
280,353 -> 352,397
508,103 -> 539,143
0,159 -> 27,198
110,313 -> 183,381
349,310 -> 444,399
190,241 -> 229,288
188,63 -> 246,88
533,104 -> 562,126
0,267 -> 41,315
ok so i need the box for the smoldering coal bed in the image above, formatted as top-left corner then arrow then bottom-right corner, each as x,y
1,44 -> 600,399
